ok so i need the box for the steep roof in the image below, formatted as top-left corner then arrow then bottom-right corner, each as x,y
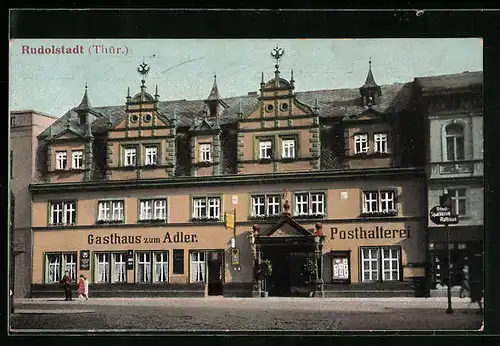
37,71 -> 481,140
414,71 -> 483,93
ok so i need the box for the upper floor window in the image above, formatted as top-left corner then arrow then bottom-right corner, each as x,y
124,147 -> 137,167
10,116 -> 16,126
294,192 -> 325,217
98,200 -> 124,223
445,123 -> 465,161
50,201 -> 76,225
56,151 -> 67,170
448,188 -> 467,216
259,140 -> 273,160
139,199 -> 167,222
281,139 -> 296,159
72,150 -> 84,169
200,143 -> 212,162
374,133 -> 388,153
144,146 -> 158,166
354,134 -> 368,154
251,194 -> 281,217
192,196 -> 221,221
362,190 -> 396,215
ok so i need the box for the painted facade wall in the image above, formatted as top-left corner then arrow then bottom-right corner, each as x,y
31,177 -> 425,285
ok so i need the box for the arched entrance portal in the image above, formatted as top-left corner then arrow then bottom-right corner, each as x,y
251,204 -> 325,297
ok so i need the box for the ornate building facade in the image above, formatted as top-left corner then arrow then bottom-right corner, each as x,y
24,49 -> 482,298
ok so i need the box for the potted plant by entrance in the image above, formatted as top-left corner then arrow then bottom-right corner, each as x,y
259,259 -> 272,297
302,258 -> 318,297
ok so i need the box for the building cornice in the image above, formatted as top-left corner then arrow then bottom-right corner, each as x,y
29,167 -> 425,194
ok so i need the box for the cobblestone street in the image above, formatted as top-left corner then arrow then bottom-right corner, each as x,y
10,297 -> 484,332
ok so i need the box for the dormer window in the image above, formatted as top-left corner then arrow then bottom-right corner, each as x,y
374,133 -> 388,153
367,95 -> 374,106
124,147 -> 137,167
200,143 -> 212,163
71,150 -> 84,169
354,134 -> 369,154
56,151 -> 68,170
144,146 -> 158,166
79,113 -> 87,125
259,140 -> 273,160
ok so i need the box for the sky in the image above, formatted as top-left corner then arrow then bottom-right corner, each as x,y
9,38 -> 482,118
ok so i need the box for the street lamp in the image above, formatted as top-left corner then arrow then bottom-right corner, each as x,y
440,188 -> 453,314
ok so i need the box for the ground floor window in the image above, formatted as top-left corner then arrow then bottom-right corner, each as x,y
95,253 -> 111,283
190,251 -> 206,283
360,246 -> 401,283
112,253 -> 127,283
134,251 -> 170,283
45,252 -> 77,283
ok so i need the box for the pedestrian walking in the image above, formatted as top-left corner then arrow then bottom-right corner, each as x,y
469,278 -> 483,315
83,275 -> 89,300
60,271 -> 74,301
77,275 -> 85,300
458,266 -> 469,298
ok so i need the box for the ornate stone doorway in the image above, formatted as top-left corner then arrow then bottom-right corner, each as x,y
249,201 -> 325,298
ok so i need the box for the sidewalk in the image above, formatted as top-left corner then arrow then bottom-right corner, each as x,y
14,296 -> 483,312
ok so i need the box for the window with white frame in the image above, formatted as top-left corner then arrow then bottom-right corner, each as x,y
124,147 -> 137,167
71,150 -> 84,169
95,253 -> 110,283
190,251 -> 206,283
98,200 -> 124,222
200,143 -> 212,162
449,188 -> 467,216
374,133 -> 388,153
144,146 -> 158,166
192,197 -> 221,220
354,134 -> 368,154
64,253 -> 77,281
50,201 -> 76,225
294,192 -> 325,216
281,139 -> 296,159
46,253 -> 61,283
259,140 -> 273,160
45,252 -> 78,284
361,247 -> 401,282
154,252 -> 169,283
112,253 -> 127,283
251,194 -> 281,217
56,151 -> 67,170
445,123 -> 465,161
136,252 -> 152,283
362,191 -> 396,214
139,199 -> 167,221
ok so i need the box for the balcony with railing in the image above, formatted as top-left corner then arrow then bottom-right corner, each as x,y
429,159 -> 483,179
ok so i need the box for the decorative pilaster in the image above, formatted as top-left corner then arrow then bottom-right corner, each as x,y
166,136 -> 176,177
313,222 -> 325,298
84,139 -> 94,181
212,133 -> 221,176
46,145 -> 52,172
190,136 -> 197,176
236,132 -> 245,174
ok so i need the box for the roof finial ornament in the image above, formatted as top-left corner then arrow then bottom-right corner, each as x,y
137,61 -> 150,78
271,45 -> 285,71
313,97 -> 319,113
155,85 -> 159,99
291,69 -> 294,82
369,56 -> 372,70
107,112 -> 112,126
237,99 -> 243,117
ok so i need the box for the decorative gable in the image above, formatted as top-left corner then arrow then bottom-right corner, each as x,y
264,215 -> 314,237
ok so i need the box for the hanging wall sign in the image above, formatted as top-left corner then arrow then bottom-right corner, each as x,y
80,250 -> 90,270
231,248 -> 240,266
127,250 -> 134,270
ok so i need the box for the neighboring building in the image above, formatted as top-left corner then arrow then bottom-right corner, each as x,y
10,110 -> 57,298
26,53 -> 480,298
414,71 -> 484,296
